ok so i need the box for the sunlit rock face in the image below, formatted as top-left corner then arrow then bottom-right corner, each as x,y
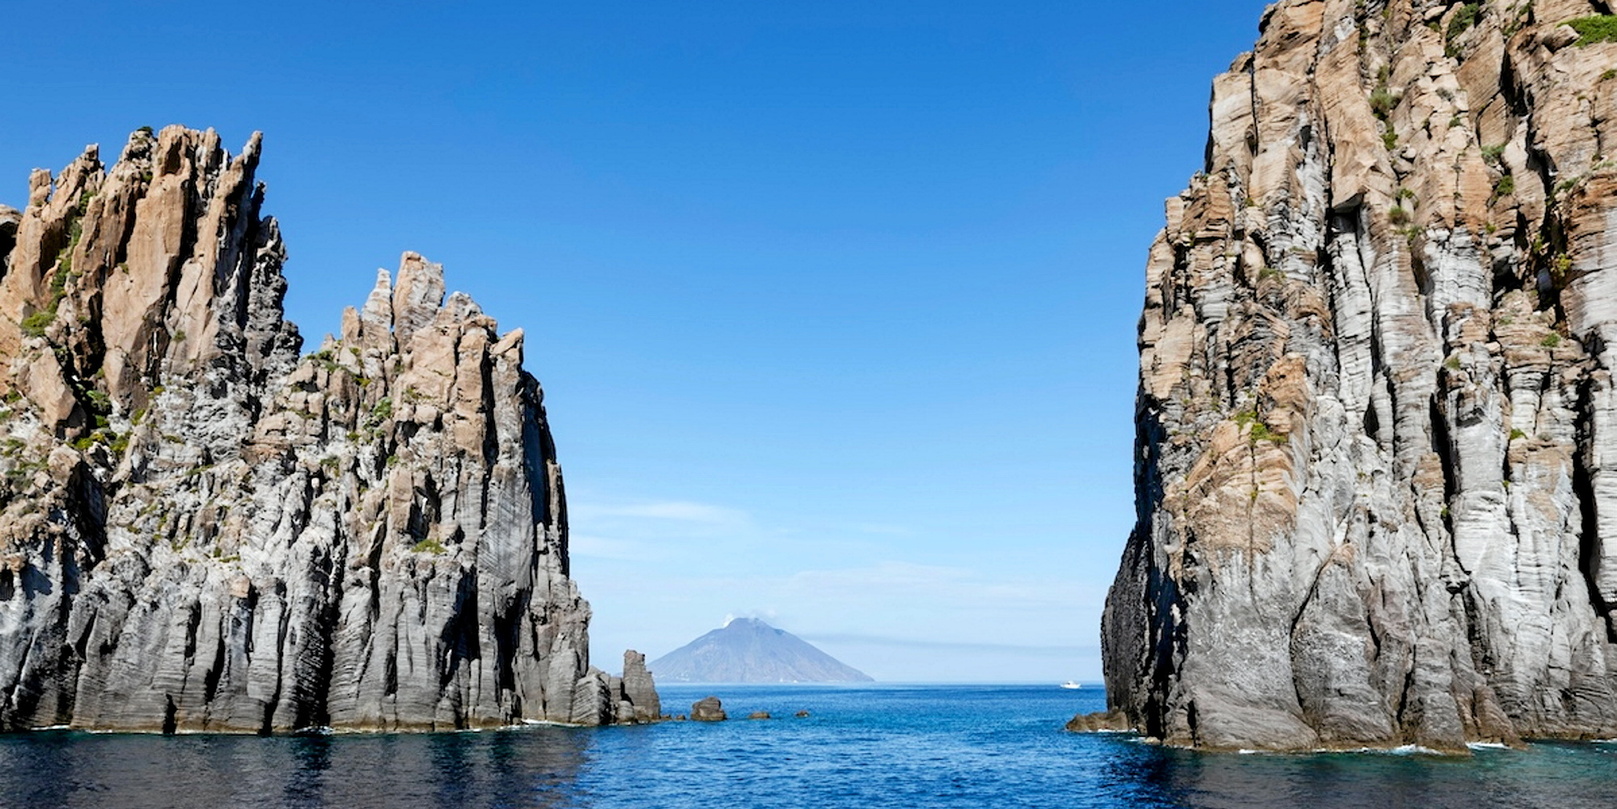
1103,0 -> 1617,751
0,127 -> 655,732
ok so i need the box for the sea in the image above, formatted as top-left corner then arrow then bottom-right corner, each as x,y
1,684 -> 1614,808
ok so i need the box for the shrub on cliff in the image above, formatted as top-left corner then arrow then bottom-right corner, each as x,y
1569,15 -> 1617,46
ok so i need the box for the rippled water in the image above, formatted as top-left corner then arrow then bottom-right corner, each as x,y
2,685 -> 1614,808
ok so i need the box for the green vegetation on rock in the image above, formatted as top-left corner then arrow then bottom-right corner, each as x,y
1569,15 -> 1617,46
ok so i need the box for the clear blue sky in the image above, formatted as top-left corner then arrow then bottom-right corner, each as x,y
2,1 -> 1268,682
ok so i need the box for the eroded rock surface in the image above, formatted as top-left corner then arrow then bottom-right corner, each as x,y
0,126 -> 656,732
1103,0 -> 1617,750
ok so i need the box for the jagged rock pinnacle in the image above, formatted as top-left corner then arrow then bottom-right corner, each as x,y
0,126 -> 655,732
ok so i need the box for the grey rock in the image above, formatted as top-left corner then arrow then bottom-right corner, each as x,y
570,673 -> 612,727
620,649 -> 661,723
1103,0 -> 1617,751
690,696 -> 726,722
0,127 -> 658,732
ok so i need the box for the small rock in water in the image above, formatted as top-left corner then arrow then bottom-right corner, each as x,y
747,711 -> 771,720
1065,710 -> 1130,733
795,710 -> 810,718
691,697 -> 728,722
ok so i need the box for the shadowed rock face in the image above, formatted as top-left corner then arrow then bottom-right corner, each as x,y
0,126 -> 655,732
1103,0 -> 1617,751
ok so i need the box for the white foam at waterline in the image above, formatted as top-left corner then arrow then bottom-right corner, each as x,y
1386,744 -> 1444,756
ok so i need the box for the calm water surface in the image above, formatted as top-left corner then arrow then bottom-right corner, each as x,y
2,685 -> 1614,808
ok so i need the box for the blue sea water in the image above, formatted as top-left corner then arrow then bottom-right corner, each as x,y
2,684 -> 1615,808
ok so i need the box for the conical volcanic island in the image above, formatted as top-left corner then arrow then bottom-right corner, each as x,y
653,619 -> 872,683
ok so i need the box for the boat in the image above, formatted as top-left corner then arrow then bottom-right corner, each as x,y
1060,681 -> 1082,690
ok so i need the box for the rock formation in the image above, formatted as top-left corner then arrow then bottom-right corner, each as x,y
651,618 -> 873,683
1102,0 -> 1617,750
1063,710 -> 1129,734
0,126 -> 656,732
690,696 -> 727,722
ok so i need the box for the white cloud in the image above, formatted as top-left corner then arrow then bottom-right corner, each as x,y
784,561 -> 1080,610
569,534 -> 665,561
847,523 -> 914,536
571,499 -> 749,525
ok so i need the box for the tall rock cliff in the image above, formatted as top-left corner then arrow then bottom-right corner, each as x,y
1103,0 -> 1617,750
0,126 -> 657,732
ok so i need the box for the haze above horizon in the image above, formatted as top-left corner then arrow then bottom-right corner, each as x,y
0,0 -> 1269,681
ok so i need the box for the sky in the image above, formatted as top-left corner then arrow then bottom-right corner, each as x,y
0,1 -> 1270,682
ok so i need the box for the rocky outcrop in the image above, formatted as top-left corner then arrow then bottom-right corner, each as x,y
0,126 -> 656,732
690,696 -> 727,722
1065,710 -> 1130,733
1103,0 -> 1617,750
621,649 -> 662,722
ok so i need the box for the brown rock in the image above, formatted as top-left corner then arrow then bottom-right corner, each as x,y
1065,711 -> 1130,733
691,696 -> 727,722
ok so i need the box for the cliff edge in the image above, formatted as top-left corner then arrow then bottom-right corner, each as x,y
1102,0 -> 1617,750
0,126 -> 656,732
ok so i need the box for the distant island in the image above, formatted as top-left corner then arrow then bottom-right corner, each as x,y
651,618 -> 873,683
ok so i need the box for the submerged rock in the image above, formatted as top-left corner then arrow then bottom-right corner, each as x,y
1064,710 -> 1129,734
0,127 -> 656,732
1103,1 -> 1617,751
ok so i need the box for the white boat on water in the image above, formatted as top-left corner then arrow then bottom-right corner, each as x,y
1060,681 -> 1082,690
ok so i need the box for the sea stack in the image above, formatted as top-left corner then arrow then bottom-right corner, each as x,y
0,126 -> 655,732
1102,2 -> 1617,750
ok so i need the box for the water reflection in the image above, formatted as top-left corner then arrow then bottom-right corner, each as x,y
285,734 -> 332,806
0,727 -> 591,809
2,687 -> 1614,809
1090,736 -> 1617,809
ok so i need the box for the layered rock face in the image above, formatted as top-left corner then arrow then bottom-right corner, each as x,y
1103,0 -> 1617,750
0,126 -> 656,732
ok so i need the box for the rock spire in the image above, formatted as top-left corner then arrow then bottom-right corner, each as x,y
0,126 -> 656,732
